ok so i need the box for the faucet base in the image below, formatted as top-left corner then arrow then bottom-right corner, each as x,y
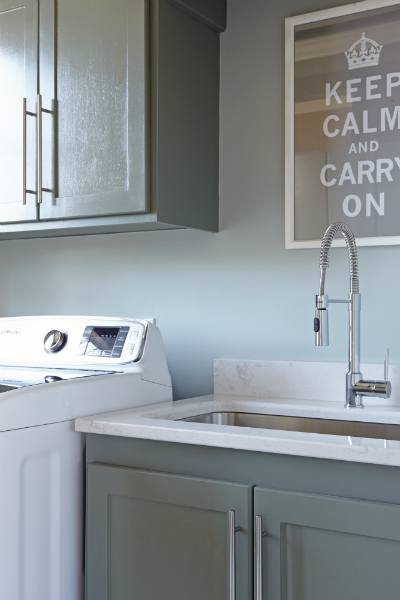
346,372 -> 363,409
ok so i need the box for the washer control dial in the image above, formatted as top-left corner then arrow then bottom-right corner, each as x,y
43,330 -> 67,353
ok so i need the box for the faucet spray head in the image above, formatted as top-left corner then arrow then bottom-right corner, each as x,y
315,294 -> 329,346
315,222 -> 359,349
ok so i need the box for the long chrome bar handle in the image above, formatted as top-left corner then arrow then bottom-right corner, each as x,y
256,515 -> 263,600
256,516 -> 268,600
229,510 -> 241,600
37,94 -> 42,203
384,348 -> 389,381
23,98 -> 27,205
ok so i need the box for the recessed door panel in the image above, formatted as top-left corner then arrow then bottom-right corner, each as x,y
0,0 -> 38,223
283,523 -> 400,600
255,487 -> 400,600
40,0 -> 149,221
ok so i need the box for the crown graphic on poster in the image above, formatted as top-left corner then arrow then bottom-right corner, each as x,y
345,32 -> 382,70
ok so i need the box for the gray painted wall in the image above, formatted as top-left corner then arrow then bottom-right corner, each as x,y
0,0 -> 397,400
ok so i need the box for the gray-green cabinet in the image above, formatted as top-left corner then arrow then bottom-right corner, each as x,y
255,487 -> 400,600
86,463 -> 253,600
0,0 -> 226,239
85,435 -> 400,600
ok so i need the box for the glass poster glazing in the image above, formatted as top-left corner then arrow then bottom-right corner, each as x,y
286,0 -> 400,247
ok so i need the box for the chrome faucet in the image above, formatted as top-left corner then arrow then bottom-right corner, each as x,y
314,222 -> 391,408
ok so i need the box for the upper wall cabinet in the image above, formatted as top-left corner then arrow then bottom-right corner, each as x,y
0,0 -> 226,239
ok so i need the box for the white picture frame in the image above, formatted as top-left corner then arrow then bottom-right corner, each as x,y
285,0 -> 400,249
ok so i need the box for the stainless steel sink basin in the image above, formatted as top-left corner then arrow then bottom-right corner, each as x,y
179,412 -> 400,441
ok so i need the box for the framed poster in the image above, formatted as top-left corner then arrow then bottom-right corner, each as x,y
285,0 -> 400,248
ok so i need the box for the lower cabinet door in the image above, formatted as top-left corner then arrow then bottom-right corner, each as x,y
86,463 -> 253,600
254,487 -> 400,600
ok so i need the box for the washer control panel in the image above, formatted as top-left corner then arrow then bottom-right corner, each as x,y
0,316 -> 149,366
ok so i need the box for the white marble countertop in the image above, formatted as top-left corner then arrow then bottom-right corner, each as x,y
75,394 -> 400,467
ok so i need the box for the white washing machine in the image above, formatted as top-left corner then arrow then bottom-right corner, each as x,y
0,316 -> 172,600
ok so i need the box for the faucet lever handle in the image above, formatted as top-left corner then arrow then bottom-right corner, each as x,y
384,348 -> 389,381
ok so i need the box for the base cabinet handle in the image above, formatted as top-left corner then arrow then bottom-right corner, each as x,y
256,516 -> 268,600
229,510 -> 241,600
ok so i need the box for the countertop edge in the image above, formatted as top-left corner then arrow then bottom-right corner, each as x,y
75,394 -> 400,467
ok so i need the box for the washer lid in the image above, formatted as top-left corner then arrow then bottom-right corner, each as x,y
0,366 -> 116,390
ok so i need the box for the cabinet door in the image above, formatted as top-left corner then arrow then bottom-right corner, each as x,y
39,0 -> 149,221
86,463 -> 253,600
254,487 -> 400,600
0,0 -> 38,223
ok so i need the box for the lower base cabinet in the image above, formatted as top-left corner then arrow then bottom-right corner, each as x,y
256,488 -> 400,600
86,464 -> 253,600
85,444 -> 400,600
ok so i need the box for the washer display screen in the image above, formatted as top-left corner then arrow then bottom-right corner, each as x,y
77,325 -> 130,358
86,328 -> 120,355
